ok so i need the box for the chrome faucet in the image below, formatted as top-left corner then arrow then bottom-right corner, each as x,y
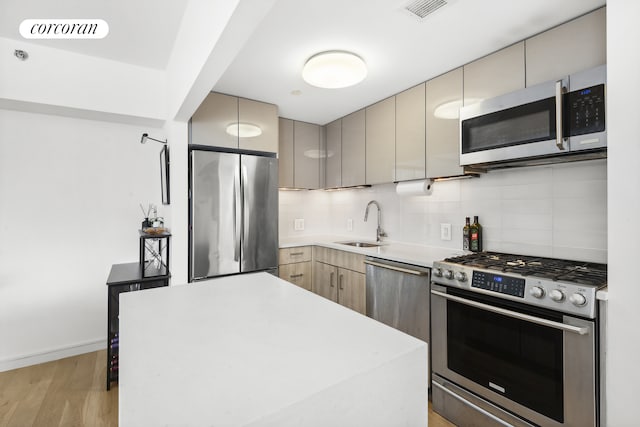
364,200 -> 387,242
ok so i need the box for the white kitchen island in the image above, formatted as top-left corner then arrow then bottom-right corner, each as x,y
118,272 -> 428,427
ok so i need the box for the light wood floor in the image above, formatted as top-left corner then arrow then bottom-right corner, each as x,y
0,350 -> 455,426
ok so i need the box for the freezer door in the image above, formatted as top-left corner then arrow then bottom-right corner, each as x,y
240,154 -> 278,272
191,151 -> 241,279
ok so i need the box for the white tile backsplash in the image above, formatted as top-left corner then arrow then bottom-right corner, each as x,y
279,159 -> 607,263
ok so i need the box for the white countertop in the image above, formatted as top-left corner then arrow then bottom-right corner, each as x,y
119,272 -> 428,426
280,234 -> 464,268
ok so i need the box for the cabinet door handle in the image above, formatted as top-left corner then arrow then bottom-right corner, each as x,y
289,274 -> 304,279
330,271 -> 335,287
339,274 -> 344,290
289,251 -> 304,256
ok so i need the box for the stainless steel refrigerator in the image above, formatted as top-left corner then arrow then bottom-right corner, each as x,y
189,148 -> 278,281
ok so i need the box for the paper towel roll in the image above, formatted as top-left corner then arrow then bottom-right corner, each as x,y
395,179 -> 434,196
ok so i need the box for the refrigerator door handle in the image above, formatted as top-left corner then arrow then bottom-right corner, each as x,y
233,168 -> 241,262
241,164 -> 249,251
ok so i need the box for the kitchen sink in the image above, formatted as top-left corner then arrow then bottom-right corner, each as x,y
337,241 -> 382,248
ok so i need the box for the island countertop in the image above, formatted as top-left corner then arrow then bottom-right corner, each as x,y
118,272 -> 428,426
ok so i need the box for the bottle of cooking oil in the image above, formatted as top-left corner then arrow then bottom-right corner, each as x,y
463,217 -> 471,251
470,215 -> 482,252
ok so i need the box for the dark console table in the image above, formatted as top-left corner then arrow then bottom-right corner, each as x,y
106,262 -> 169,390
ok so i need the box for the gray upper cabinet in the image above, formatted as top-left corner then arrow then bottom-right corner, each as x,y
425,67 -> 464,179
278,118 -> 294,188
396,83 -> 426,182
341,110 -> 366,187
293,121 -> 321,189
190,92 -> 238,148
278,119 -> 321,189
325,119 -> 342,188
238,98 -> 278,153
464,42 -> 525,107
191,92 -> 278,153
366,97 -> 396,185
525,8 -> 606,86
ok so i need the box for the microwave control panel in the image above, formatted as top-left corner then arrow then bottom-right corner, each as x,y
566,84 -> 605,136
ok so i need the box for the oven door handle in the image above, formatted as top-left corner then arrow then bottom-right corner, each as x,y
430,289 -> 589,335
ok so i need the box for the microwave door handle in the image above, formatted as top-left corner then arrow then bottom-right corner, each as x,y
556,79 -> 566,150
431,289 -> 589,335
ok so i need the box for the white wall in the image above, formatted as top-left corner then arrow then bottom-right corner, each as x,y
605,1 -> 640,425
281,159 -> 607,263
0,109 -> 166,370
0,37 -> 166,123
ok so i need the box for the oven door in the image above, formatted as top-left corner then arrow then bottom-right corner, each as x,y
431,284 -> 597,427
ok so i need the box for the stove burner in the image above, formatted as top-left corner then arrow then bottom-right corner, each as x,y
444,252 -> 607,287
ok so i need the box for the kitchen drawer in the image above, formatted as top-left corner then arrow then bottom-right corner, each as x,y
279,261 -> 312,291
313,247 -> 365,274
279,246 -> 312,264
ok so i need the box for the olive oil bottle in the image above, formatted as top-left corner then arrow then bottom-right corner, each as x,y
470,215 -> 482,252
463,217 -> 471,251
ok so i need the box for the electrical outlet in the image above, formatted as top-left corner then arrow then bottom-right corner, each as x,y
294,218 -> 305,231
347,218 -> 353,231
440,223 -> 452,241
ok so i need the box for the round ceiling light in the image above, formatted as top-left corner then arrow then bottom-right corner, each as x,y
226,123 -> 262,138
302,51 -> 367,89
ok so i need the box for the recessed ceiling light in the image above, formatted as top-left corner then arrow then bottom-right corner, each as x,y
302,51 -> 367,89
226,123 -> 262,138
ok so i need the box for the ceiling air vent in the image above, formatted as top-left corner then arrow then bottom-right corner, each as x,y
404,0 -> 448,19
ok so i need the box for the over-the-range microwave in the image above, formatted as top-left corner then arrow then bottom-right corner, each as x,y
459,65 -> 606,168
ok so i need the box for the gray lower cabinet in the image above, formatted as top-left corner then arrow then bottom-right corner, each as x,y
341,110 -> 366,187
366,97 -> 396,185
279,246 -> 313,291
525,7 -> 606,86
396,83 -> 426,181
313,247 -> 366,315
425,67 -> 464,178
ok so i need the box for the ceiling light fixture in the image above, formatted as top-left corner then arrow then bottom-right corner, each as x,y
226,123 -> 263,138
302,51 -> 367,89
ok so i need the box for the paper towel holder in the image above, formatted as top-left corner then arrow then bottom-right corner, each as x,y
395,179 -> 434,196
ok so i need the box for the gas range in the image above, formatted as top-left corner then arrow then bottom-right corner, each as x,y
432,251 -> 607,318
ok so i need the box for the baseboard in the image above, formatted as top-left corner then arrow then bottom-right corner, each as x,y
0,339 -> 106,372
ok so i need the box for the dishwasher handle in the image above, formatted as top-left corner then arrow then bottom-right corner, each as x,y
364,259 -> 428,276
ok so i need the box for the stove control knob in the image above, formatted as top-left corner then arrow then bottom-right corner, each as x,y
529,286 -> 545,299
455,272 -> 467,282
549,289 -> 565,302
443,270 -> 454,280
433,268 -> 443,278
569,293 -> 587,307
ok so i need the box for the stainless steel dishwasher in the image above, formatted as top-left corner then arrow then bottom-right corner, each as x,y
364,257 -> 430,344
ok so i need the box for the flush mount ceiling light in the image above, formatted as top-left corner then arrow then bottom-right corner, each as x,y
226,123 -> 262,138
302,51 -> 367,89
